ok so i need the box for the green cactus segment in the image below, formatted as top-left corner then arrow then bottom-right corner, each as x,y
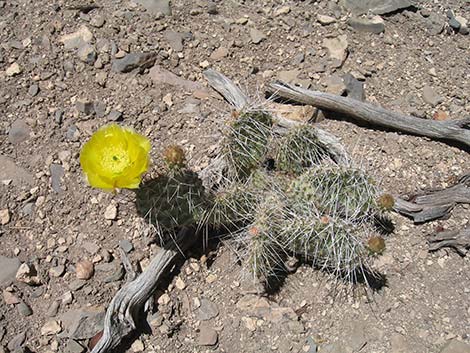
280,213 -> 369,276
289,165 -> 379,218
224,110 -> 273,179
276,125 -> 329,174
135,170 -> 206,241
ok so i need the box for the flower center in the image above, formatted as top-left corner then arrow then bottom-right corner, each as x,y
101,147 -> 131,174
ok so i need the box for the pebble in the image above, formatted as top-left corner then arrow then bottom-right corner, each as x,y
60,25 -> 93,50
17,301 -> 33,316
175,276 -> 186,290
343,73 -> 365,101
196,298 -> 219,321
347,15 -> 385,34
433,110 -> 449,121
75,99 -> 94,115
65,339 -> 85,353
274,5 -> 290,16
198,326 -> 218,346
317,14 -> 336,25
7,331 -> 26,351
49,265 -> 65,277
104,203 -> 118,220
5,62 -> 22,76
249,28 -> 266,44
3,290 -> 20,304
210,47 -> 228,61
107,110 -> 123,121
62,291 -> 73,305
77,44 -> 97,65
16,263 -> 41,286
422,85 -> 444,106
68,279 -> 86,291
47,301 -> 60,317
76,260 -> 94,280
28,84 -> 39,97
41,320 -> 62,335
207,2 -> 218,14
90,15 -> 105,28
8,119 -> 30,144
50,164 -> 64,193
134,0 -> 171,15
0,209 -> 10,225
164,31 -> 185,52
242,317 -> 257,332
206,273 -> 217,283
324,75 -> 346,95
323,35 -> 348,67
111,52 -> 158,73
157,293 -> 171,305
0,155 -> 34,187
119,239 -> 133,253
131,339 -> 145,352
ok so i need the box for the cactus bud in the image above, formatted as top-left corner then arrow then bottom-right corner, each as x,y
163,145 -> 186,169
377,194 -> 395,211
367,236 -> 386,254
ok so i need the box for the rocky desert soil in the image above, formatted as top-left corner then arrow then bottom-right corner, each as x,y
0,0 -> 469,352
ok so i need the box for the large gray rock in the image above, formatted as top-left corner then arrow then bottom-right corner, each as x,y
0,256 -> 21,285
341,0 -> 413,15
135,0 -> 171,15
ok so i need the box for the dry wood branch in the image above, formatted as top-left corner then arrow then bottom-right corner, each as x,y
267,81 -> 470,149
91,228 -> 195,353
429,226 -> 470,256
394,173 -> 470,223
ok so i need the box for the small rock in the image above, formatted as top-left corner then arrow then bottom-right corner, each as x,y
66,125 -> 80,142
433,110 -> 449,121
274,5 -> 290,16
65,339 -> 85,353
50,164 -> 64,193
68,279 -> 86,291
422,85 -> 444,106
75,99 -> 94,115
175,276 -> 186,290
77,44 -> 97,65
249,28 -> 266,44
343,73 -> 365,101
111,52 -> 157,73
348,15 -> 385,34
60,308 -> 105,339
0,209 -> 10,225
131,339 -> 145,352
325,75 -> 346,95
277,69 -> 300,84
17,301 -> 33,316
3,290 -> 20,304
119,239 -> 133,253
342,0 -> 412,15
317,14 -> 336,25
210,47 -> 228,60
7,331 -> 26,351
207,2 -> 218,14
60,25 -> 93,50
135,0 -> 171,15
8,119 -> 30,144
323,35 -> 348,67
6,62 -> 22,76
90,15 -> 105,28
16,263 -> 41,286
76,260 -> 94,280
49,265 -> 65,277
196,298 -> 219,321
440,339 -> 470,353
198,326 -> 218,346
206,273 -> 217,283
93,101 -> 106,118
28,84 -> 39,97
107,110 -> 123,121
242,317 -> 257,332
47,301 -> 60,317
62,291 -> 73,305
0,156 -> 34,187
41,320 -> 62,335
164,31 -> 185,52
104,203 -> 118,220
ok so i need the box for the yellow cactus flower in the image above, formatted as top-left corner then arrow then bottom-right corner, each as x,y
80,124 -> 151,191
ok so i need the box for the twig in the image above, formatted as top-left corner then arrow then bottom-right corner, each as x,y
429,226 -> 470,256
91,228 -> 195,353
394,173 -> 470,223
267,81 -> 470,149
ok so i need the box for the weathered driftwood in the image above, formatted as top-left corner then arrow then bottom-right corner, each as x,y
428,226 -> 470,256
393,173 -> 470,223
91,228 -> 194,353
267,81 -> 470,149
203,69 -> 349,166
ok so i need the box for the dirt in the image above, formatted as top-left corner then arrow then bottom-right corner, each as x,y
1,1 -> 469,353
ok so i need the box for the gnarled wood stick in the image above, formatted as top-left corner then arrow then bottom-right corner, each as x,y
429,226 -> 470,256
91,228 -> 195,353
394,173 -> 470,223
267,81 -> 470,149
